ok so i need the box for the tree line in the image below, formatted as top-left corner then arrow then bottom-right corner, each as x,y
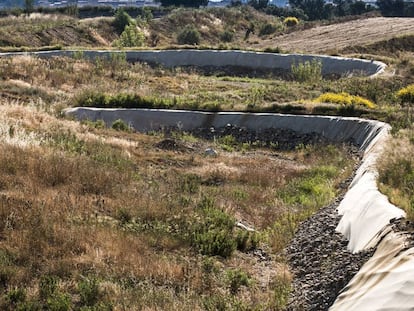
156,0 -> 414,19
17,0 -> 414,19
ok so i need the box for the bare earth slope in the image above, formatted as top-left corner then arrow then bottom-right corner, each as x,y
262,17 -> 414,54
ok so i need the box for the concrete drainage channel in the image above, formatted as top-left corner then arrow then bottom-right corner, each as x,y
3,49 -> 411,309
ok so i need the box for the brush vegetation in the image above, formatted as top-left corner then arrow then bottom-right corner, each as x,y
0,7 -> 414,310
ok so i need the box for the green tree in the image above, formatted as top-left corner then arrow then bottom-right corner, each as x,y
248,0 -> 270,9
113,8 -> 133,33
157,0 -> 208,7
376,0 -> 405,16
289,0 -> 332,20
24,0 -> 34,13
116,24 -> 145,47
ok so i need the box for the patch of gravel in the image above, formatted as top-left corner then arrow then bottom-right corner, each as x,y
286,193 -> 375,311
190,124 -> 329,151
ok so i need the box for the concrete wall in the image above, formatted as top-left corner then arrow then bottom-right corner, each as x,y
0,49 -> 386,77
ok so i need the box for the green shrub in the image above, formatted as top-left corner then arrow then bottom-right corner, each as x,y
291,59 -> 322,83
283,16 -> 299,27
5,288 -> 26,305
113,8 -> 133,33
396,84 -> 414,105
116,208 -> 132,224
179,173 -> 201,194
235,230 -> 259,252
39,275 -> 58,301
226,269 -> 251,294
111,119 -> 130,132
47,292 -> 72,311
177,25 -> 201,45
270,274 -> 291,309
259,22 -> 279,36
191,197 -> 236,258
219,29 -> 234,43
78,278 -> 100,307
76,91 -> 170,110
116,24 -> 145,48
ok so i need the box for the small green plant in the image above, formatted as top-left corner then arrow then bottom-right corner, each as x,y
269,274 -> 291,309
113,8 -> 133,33
291,59 -> 322,83
111,119 -> 131,132
218,134 -> 238,152
259,22 -> 280,36
47,292 -> 72,311
117,208 -> 132,224
78,278 -> 100,307
179,173 -> 201,194
177,25 -> 201,45
283,16 -> 299,27
5,287 -> 26,305
116,24 -> 145,48
191,197 -> 236,258
39,275 -> 58,301
219,29 -> 234,43
226,269 -> 251,294
235,230 -> 259,252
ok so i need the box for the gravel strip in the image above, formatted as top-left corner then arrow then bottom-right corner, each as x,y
286,193 -> 375,310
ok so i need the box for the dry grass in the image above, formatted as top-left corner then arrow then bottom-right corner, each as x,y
0,99 -> 356,309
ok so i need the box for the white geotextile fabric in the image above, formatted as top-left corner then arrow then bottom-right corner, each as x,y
336,126 -> 405,253
331,232 -> 414,310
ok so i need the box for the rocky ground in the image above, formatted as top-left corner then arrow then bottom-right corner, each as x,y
189,124 -> 330,151
286,192 -> 375,310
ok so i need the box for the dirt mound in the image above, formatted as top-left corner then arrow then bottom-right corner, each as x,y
260,17 -> 414,54
154,138 -> 192,152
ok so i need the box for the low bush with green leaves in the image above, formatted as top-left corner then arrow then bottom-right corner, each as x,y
291,59 -> 322,83
111,119 -> 131,132
259,23 -> 277,36
177,25 -> 201,45
226,269 -> 251,294
115,24 -> 145,48
219,29 -> 234,42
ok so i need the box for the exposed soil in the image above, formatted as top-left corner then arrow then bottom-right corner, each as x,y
259,17 -> 414,54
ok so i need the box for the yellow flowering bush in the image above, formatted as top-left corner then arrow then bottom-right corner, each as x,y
396,84 -> 414,105
315,92 -> 376,109
283,17 -> 299,27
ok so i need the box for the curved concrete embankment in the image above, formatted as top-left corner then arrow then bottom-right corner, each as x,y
64,108 -> 414,310
0,49 -> 386,77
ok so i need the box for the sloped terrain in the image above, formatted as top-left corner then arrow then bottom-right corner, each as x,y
260,17 -> 414,54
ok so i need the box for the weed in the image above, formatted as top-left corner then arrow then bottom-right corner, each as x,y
226,269 -> 251,294
191,197 -> 236,258
269,273 -> 291,309
219,29 -> 234,43
78,277 -> 100,307
115,24 -> 145,48
177,25 -> 201,45
111,119 -> 131,132
291,59 -> 322,83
